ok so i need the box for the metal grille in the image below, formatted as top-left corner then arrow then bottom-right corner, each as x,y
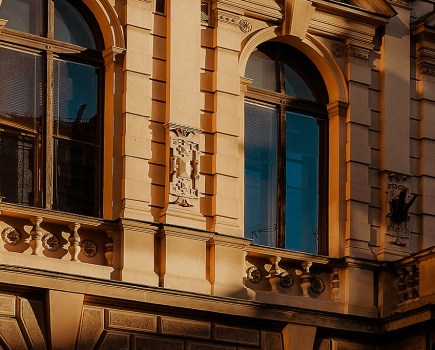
201,1 -> 210,25
155,0 -> 165,14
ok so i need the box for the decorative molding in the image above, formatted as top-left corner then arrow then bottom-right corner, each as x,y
81,239 -> 97,258
1,227 -> 20,245
346,44 -> 371,61
215,10 -> 240,27
386,0 -> 411,10
165,123 -> 203,208
103,46 -> 126,64
239,19 -> 252,33
246,266 -> 262,284
42,233 -> 60,251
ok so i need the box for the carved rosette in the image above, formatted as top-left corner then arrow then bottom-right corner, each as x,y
165,123 -> 203,207
246,266 -> 262,283
386,174 -> 416,246
310,276 -> 325,294
1,227 -> 20,245
42,233 -> 60,251
239,19 -> 252,33
81,239 -> 97,258
279,272 -> 294,289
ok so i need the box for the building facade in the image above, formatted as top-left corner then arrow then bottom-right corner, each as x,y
0,0 -> 435,348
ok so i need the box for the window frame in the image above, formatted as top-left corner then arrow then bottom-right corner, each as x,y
0,0 -> 104,216
244,43 -> 329,255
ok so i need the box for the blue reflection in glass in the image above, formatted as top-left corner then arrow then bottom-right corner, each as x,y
285,111 -> 319,253
244,102 -> 277,246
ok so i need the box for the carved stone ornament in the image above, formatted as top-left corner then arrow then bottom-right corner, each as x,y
246,266 -> 262,283
165,123 -> 203,207
81,239 -> 97,258
279,272 -> 294,289
386,174 -> 417,246
310,276 -> 325,294
42,233 -> 60,251
331,42 -> 343,58
1,227 -> 20,245
215,10 -> 239,26
239,19 -> 252,33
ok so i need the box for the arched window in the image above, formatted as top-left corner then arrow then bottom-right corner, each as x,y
0,0 -> 103,217
244,41 -> 328,254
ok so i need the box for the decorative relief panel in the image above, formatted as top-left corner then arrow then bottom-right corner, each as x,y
165,123 -> 203,207
386,174 -> 418,246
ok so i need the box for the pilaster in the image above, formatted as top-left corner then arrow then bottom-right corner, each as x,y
120,0 -> 154,221
344,40 -> 374,259
210,4 -> 244,235
413,22 -> 435,249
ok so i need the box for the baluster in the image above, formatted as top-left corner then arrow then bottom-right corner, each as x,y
331,268 -> 340,301
406,265 -> 418,300
299,261 -> 312,297
397,268 -> 407,303
267,256 -> 281,292
105,231 -> 114,267
29,217 -> 43,256
67,223 -> 81,262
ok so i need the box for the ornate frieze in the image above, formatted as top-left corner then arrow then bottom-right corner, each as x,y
165,123 -> 203,208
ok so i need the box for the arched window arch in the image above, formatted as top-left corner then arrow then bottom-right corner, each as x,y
0,0 -> 104,217
244,41 -> 329,254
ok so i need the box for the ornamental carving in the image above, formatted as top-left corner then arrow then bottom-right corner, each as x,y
239,19 -> 252,33
246,266 -> 262,283
310,276 -> 325,294
81,239 -> 97,257
1,227 -> 20,245
165,123 -> 203,207
279,272 -> 294,289
215,10 -> 239,26
386,174 -> 418,246
42,233 -> 60,251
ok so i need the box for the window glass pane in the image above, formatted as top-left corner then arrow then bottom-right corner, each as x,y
285,111 -> 319,254
53,59 -> 99,143
244,102 -> 277,246
284,64 -> 316,101
0,47 -> 42,132
0,131 -> 34,206
0,0 -> 44,36
53,58 -> 100,216
245,49 -> 277,92
54,0 -> 96,49
53,139 -> 98,216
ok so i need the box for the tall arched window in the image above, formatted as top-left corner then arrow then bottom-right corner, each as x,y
0,0 -> 103,216
244,41 -> 328,254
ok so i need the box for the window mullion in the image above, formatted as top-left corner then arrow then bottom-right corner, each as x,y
277,104 -> 286,248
